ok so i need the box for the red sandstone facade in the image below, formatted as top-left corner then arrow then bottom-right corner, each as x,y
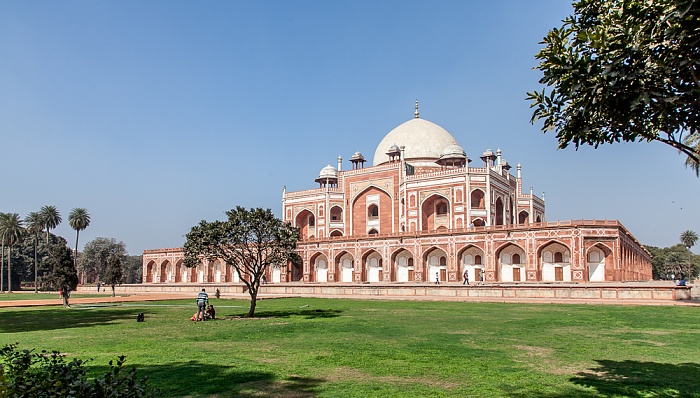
142,104 -> 652,284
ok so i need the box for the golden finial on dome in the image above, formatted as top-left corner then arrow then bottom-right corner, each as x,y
414,99 -> 419,118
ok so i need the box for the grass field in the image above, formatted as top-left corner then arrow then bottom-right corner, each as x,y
0,292 -> 113,301
1,298 -> 699,397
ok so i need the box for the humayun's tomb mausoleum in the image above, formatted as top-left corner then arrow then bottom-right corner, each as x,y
143,102 -> 652,285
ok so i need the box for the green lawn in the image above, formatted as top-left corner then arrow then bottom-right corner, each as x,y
0,292 -> 114,301
1,298 -> 699,397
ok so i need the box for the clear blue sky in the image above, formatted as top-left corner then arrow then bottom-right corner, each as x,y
1,1 -> 698,255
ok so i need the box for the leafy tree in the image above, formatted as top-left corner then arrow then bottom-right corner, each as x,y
44,243 -> 78,307
645,243 -> 700,280
122,255 -> 143,284
184,207 -> 299,317
102,253 -> 123,297
24,212 -> 43,293
39,205 -> 61,244
80,237 -> 127,296
528,0 -> 700,175
68,208 -> 90,274
0,214 -> 25,293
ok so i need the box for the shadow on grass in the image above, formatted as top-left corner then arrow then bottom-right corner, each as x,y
0,308 -> 142,333
89,361 -> 324,397
221,309 -> 343,320
504,360 -> 700,398
571,360 -> 700,398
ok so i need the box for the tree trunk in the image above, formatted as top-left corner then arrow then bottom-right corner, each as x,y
7,247 -> 11,293
111,284 -> 115,297
1,242 -> 4,293
246,288 -> 258,317
34,236 -> 38,293
74,230 -> 80,279
62,289 -> 70,308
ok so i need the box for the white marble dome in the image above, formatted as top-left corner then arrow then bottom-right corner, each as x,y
317,164 -> 338,179
373,117 -> 459,166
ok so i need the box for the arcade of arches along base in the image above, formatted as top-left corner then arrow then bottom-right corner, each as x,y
142,222 -> 651,285
142,106 -> 651,284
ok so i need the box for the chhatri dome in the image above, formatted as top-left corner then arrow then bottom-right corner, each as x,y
373,101 -> 460,167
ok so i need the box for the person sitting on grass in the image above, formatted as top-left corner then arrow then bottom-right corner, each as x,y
207,305 -> 216,320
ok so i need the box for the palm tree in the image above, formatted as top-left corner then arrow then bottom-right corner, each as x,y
69,208 -> 90,280
684,133 -> 699,177
25,211 -> 44,293
0,212 -> 6,292
0,213 -> 25,293
39,205 -> 62,244
680,230 -> 698,277
680,230 -> 699,251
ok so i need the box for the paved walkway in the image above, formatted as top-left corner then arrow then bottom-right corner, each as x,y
2,289 -> 699,308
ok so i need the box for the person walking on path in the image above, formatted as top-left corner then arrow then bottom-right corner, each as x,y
463,270 -> 469,286
480,272 -> 484,285
196,288 -> 209,321
435,272 -> 440,285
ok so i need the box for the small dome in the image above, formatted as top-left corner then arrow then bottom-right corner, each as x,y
350,151 -> 365,162
317,164 -> 338,179
439,144 -> 466,159
386,144 -> 400,155
482,148 -> 494,158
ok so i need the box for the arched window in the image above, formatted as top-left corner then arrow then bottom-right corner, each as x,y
439,256 -> 447,266
512,253 -> 521,264
474,255 -> 482,265
408,258 -> 414,267
330,206 -> 343,221
368,229 -> 379,235
554,252 -> 563,263
368,204 -> 379,219
436,202 -> 448,215
471,190 -> 485,209
518,211 -> 529,224
308,215 -> 315,226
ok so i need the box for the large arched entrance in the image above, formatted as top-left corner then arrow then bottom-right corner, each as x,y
587,244 -> 613,282
295,209 -> 316,239
459,245 -> 485,283
175,259 -> 184,283
145,261 -> 155,283
362,250 -> 383,282
392,249 -> 414,282
421,194 -> 450,232
312,253 -> 329,283
352,186 -> 392,236
159,260 -> 170,283
495,197 -> 504,226
539,242 -> 571,282
424,248 -> 448,283
335,252 -> 355,283
497,244 -> 526,282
